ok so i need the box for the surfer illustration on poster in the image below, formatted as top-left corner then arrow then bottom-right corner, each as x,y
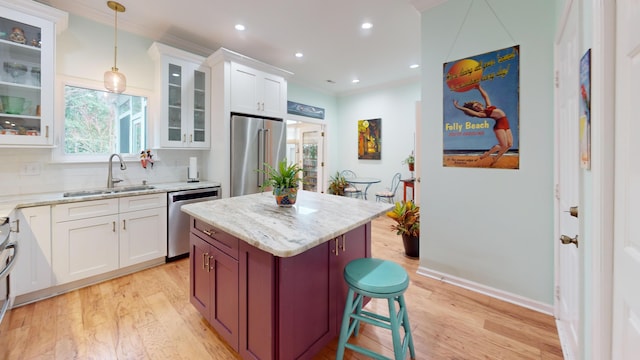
442,46 -> 520,169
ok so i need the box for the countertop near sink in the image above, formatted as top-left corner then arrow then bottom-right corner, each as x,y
0,181 -> 221,218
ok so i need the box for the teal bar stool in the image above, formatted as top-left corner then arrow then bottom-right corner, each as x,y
336,258 -> 415,360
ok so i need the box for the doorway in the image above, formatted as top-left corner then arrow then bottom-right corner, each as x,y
286,119 -> 325,193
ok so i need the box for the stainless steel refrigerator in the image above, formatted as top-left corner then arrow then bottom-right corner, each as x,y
231,113 -> 286,197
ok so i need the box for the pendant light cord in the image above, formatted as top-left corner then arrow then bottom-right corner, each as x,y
113,7 -> 118,71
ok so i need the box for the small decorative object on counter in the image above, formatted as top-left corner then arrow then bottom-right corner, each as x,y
259,159 -> 303,207
140,149 -> 154,168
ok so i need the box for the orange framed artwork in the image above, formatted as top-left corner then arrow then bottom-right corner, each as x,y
357,118 -> 381,160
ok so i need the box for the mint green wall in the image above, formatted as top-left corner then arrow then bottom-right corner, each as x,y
419,0 -> 556,304
288,80 -> 421,197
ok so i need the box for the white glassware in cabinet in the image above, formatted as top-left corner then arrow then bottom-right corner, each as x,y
148,42 -> 211,149
0,2 -> 67,146
230,62 -> 286,119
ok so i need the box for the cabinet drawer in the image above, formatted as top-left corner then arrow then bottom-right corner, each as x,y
53,199 -> 118,222
192,219 -> 238,259
119,193 -> 166,212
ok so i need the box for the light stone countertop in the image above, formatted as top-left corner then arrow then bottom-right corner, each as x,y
181,190 -> 394,258
0,181 -> 221,218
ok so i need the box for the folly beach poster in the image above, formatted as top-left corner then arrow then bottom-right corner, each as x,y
443,46 -> 520,169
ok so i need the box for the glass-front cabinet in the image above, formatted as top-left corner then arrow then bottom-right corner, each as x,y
148,42 -> 210,149
0,4 -> 64,146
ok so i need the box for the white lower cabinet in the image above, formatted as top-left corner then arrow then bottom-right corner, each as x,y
11,205 -> 52,296
53,193 -> 167,285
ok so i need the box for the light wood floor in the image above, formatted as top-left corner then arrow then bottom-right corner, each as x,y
0,217 -> 563,359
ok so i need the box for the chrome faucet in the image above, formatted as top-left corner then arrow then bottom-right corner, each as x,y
107,153 -> 127,188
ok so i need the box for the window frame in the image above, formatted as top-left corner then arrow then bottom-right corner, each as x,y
52,75 -> 154,163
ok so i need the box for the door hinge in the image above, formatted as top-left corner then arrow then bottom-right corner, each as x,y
555,70 -> 559,88
555,285 -> 560,300
321,131 -> 325,137
555,183 -> 560,200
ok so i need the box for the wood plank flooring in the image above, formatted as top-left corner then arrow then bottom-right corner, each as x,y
0,217 -> 563,359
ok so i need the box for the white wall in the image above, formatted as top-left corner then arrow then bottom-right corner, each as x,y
419,0 -> 556,305
334,80 -> 421,198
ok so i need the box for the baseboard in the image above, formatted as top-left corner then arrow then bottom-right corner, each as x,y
416,265 -> 554,315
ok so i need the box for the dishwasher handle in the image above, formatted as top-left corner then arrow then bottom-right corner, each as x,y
170,188 -> 220,203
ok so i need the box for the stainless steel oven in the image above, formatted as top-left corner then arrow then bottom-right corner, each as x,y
0,217 -> 18,324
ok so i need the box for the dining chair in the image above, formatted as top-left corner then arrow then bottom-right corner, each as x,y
340,170 -> 363,199
375,172 -> 401,203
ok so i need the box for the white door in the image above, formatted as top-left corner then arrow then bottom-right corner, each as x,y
612,1 -> 640,358
554,1 -> 581,358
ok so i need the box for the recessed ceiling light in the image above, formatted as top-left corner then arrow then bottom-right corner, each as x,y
361,22 -> 373,30
410,64 -> 420,69
235,24 -> 245,31
352,79 -> 360,84
295,52 -> 304,58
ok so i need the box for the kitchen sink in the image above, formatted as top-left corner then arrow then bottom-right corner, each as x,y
63,185 -> 156,197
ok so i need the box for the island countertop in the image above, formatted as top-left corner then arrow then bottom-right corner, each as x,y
181,190 -> 393,257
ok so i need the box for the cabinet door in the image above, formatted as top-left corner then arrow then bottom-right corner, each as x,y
161,57 -> 189,148
190,65 -> 210,148
52,214 -> 119,284
260,72 -> 286,118
209,244 -> 239,350
119,207 -> 167,267
0,6 -> 56,146
11,206 -> 52,296
159,56 -> 210,149
190,233 -> 212,319
230,62 -> 260,115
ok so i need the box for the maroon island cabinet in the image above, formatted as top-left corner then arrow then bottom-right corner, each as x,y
189,217 -> 371,360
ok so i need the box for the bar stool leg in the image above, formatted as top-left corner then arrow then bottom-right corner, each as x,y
388,297 -> 404,360
398,294 -> 415,359
336,288 -> 356,360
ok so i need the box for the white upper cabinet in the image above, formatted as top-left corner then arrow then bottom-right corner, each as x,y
148,42 -> 211,149
0,1 -> 67,147
230,62 -> 286,118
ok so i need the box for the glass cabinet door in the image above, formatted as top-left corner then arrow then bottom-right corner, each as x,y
192,69 -> 206,144
167,63 -> 182,142
0,15 -> 45,141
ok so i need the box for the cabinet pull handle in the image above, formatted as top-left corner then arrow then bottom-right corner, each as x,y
209,255 -> 214,271
113,221 -> 116,232
10,219 -> 19,233
45,126 -> 49,138
261,102 -> 265,111
190,134 -> 193,143
203,229 -> 215,236
256,101 -> 261,111
183,134 -> 186,142
341,234 -> 346,252
333,239 -> 339,256
203,252 -> 209,271
122,219 -> 126,230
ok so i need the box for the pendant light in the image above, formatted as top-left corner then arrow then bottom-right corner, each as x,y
104,1 -> 126,93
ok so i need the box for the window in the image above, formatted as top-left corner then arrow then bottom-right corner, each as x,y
54,79 -> 150,163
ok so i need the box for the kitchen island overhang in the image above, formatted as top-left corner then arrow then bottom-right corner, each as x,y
181,190 -> 394,359
181,190 -> 393,257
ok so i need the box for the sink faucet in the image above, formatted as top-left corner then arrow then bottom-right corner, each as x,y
107,153 -> 127,188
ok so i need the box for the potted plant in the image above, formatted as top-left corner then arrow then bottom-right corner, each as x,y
386,200 -> 420,258
259,159 -> 303,206
327,171 -> 349,196
403,154 -> 415,172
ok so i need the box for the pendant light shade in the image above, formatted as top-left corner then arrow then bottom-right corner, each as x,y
104,1 -> 126,93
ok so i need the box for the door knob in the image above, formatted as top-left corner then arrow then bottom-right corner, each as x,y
565,206 -> 578,218
560,235 -> 579,248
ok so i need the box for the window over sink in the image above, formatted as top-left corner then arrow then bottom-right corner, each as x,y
53,78 -> 151,163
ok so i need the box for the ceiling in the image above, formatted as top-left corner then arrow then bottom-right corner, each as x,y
34,0 -> 441,95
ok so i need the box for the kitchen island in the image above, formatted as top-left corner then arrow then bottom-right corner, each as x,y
181,190 -> 393,360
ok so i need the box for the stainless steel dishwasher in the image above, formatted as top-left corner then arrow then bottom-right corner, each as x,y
167,186 -> 221,261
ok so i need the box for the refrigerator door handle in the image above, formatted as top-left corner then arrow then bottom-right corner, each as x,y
257,128 -> 264,188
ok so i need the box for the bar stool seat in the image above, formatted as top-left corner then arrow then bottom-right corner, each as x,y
336,258 -> 415,360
